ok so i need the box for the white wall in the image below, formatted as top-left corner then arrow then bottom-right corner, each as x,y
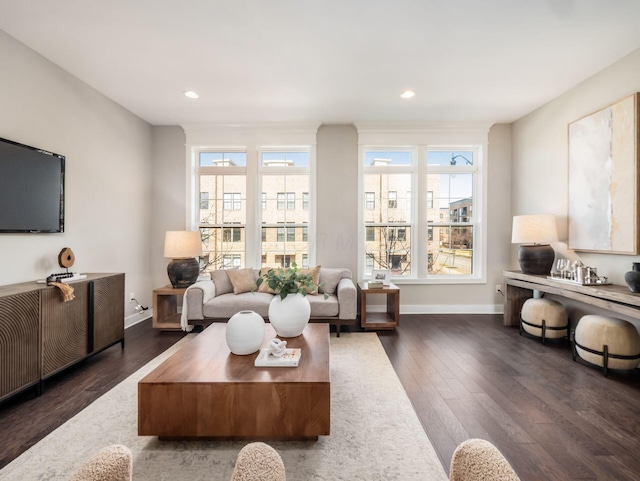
512,47 -> 640,287
150,126 -> 187,289
0,31 -> 153,322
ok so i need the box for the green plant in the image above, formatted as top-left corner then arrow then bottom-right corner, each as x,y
257,263 -> 328,300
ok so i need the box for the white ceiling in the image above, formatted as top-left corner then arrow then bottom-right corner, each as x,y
2,0 -> 640,126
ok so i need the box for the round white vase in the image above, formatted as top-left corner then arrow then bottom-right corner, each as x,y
268,293 -> 311,338
226,310 -> 265,355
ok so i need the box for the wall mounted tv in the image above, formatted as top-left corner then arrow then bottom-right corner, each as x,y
0,137 -> 65,233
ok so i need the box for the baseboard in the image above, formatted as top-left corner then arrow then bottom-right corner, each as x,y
366,304 -> 504,315
125,308 -> 153,329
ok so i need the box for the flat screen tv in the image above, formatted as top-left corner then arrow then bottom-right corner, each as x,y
0,137 -> 65,233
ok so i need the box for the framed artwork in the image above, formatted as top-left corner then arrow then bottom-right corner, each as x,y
568,93 -> 640,254
371,269 -> 391,285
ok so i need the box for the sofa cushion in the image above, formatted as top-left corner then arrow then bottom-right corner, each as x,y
203,292 -> 272,319
227,268 -> 259,294
308,293 -> 339,317
319,268 -> 350,295
211,270 -> 234,296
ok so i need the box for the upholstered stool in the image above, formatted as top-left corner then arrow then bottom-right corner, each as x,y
449,438 -> 521,481
69,445 -> 132,481
230,442 -> 286,481
573,315 -> 640,377
520,298 -> 568,344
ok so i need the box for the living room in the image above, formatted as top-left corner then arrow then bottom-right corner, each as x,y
2,2 -> 640,480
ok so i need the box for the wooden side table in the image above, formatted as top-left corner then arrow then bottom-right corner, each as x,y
358,282 -> 400,331
152,286 -> 186,330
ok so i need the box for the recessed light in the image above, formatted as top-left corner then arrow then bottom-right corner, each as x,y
183,90 -> 199,99
400,90 -> 416,99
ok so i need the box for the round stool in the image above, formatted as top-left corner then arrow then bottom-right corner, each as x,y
520,298 -> 568,344
573,315 -> 640,376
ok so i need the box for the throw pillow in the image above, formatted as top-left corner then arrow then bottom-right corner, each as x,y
227,268 -> 258,294
258,268 -> 278,294
211,270 -> 234,296
319,268 -> 346,295
299,265 -> 321,295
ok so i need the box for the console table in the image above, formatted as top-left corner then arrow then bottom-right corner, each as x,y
502,270 -> 640,327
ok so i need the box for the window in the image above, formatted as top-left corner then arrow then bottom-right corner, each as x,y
362,151 -> 413,276
190,126 -> 317,274
366,226 -> 375,241
365,192 -> 375,210
223,193 -> 241,210
358,127 -> 486,284
426,150 -> 477,276
261,150 -> 311,269
223,227 -> 242,242
277,192 -> 295,210
197,150 -> 247,271
388,191 -> 397,208
200,192 -> 209,210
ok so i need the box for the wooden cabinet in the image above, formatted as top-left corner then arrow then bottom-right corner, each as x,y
358,282 -> 400,330
152,286 -> 186,330
0,273 -> 124,402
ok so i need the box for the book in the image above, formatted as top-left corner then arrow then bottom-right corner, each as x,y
367,281 -> 384,289
254,348 -> 302,367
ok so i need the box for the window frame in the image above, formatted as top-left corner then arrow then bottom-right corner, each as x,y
357,129 -> 487,285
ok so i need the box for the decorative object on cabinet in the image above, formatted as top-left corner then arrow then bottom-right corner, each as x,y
624,262 -> 640,293
568,93 -> 640,254
164,230 -> 202,288
511,214 -> 558,275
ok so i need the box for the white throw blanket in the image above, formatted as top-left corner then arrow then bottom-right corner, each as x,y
180,281 -> 216,332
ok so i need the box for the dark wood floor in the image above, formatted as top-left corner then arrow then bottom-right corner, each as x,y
2,315 -> 640,480
378,314 -> 640,481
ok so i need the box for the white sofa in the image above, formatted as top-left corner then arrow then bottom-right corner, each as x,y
184,267 -> 357,336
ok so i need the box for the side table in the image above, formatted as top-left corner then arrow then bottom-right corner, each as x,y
152,285 -> 186,330
357,282 -> 400,330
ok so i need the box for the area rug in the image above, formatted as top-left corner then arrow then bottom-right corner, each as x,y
0,332 -> 447,481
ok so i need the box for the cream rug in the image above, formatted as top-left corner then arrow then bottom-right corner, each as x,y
0,332 -> 447,481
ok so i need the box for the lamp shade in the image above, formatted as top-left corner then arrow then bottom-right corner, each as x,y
164,231 -> 202,259
511,215 -> 558,276
511,214 -> 559,245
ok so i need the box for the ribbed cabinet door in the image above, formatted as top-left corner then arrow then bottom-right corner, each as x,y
41,283 -> 89,378
92,274 -> 124,352
0,291 -> 40,401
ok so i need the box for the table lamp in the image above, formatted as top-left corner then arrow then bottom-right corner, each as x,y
164,230 -> 202,288
511,214 -> 558,275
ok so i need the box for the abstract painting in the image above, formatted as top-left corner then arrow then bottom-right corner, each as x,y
568,93 -> 639,254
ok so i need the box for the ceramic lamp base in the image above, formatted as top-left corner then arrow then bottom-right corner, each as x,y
167,257 -> 199,288
518,244 -> 555,275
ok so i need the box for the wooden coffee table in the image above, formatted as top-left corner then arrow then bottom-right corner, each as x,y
138,323 -> 330,440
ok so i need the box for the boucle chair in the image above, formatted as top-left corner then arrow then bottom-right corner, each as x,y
68,444 -> 132,481
230,442 -> 286,481
449,439 -> 520,481
573,314 -> 640,377
519,297 -> 568,344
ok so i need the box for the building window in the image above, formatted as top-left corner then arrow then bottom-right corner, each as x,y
302,253 -> 309,267
303,192 -> 309,210
388,191 -> 397,208
223,192 -> 242,210
287,226 -> 295,242
365,192 -> 375,210
277,227 -> 285,242
275,254 -> 294,268
223,227 -> 242,242
277,192 -> 295,210
427,191 -> 433,209
366,226 -> 375,241
200,192 -> 209,210
302,226 -> 308,242
262,192 -> 267,210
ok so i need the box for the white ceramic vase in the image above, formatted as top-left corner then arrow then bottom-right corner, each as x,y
225,310 -> 265,355
268,293 -> 311,338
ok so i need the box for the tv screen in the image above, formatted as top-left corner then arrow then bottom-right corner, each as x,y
0,137 -> 65,233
